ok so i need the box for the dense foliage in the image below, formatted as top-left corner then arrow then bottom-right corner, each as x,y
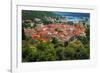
22,35 -> 90,62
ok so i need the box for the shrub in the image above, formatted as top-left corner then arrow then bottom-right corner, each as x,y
36,42 -> 56,61
64,40 -> 89,60
22,44 -> 38,62
22,38 -> 90,62
51,37 -> 59,44
56,47 -> 65,60
64,47 -> 76,60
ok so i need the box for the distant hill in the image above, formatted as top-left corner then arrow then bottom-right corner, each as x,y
22,10 -> 58,20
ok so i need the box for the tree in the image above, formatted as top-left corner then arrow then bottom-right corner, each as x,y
22,44 -> 37,62
64,40 -> 89,60
51,37 -> 59,44
64,41 -> 68,47
22,23 -> 26,40
56,47 -> 65,60
36,42 -> 56,61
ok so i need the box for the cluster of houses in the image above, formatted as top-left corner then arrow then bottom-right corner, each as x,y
22,14 -> 88,42
24,23 -> 86,42
44,16 -> 68,24
22,18 -> 44,28
22,15 -> 89,30
22,16 -> 68,29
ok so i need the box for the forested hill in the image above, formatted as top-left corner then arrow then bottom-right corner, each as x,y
22,10 -> 58,20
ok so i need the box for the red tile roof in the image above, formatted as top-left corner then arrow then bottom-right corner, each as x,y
24,24 -> 86,42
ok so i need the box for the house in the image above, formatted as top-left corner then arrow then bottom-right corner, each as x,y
24,24 -> 86,42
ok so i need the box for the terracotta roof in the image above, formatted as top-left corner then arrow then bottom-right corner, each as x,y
24,24 -> 86,42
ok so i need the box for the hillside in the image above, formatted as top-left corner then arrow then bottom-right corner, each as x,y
22,10 -> 58,20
